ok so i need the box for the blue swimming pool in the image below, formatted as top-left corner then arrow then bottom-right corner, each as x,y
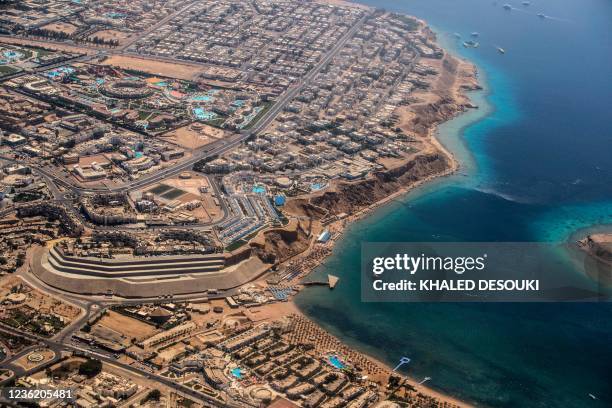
311,183 -> 324,191
45,66 -> 75,79
230,367 -> 242,379
328,355 -> 345,369
105,12 -> 125,19
252,185 -> 265,194
192,95 -> 212,102
3,50 -> 21,60
237,106 -> 263,129
193,107 -> 217,121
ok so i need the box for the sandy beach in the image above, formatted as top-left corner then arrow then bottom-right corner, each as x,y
245,300 -> 471,407
257,18 -> 482,407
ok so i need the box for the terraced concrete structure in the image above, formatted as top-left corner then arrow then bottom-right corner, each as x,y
48,246 -> 225,277
32,245 -> 269,298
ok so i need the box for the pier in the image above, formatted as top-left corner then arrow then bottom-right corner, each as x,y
302,274 -> 340,289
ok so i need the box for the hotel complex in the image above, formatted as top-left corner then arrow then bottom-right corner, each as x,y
0,0 -> 478,407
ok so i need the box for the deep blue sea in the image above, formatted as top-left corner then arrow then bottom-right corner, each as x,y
295,1 -> 612,407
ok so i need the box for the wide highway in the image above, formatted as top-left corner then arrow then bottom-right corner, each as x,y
0,13 -> 370,199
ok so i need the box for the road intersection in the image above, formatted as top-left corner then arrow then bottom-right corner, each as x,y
0,10 -> 371,406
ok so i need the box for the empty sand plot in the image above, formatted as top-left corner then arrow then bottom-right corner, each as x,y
159,174 -> 223,221
0,275 -> 80,321
41,22 -> 78,35
162,124 -> 226,150
102,55 -> 207,81
89,29 -> 131,44
96,311 -> 157,340
0,38 -> 95,54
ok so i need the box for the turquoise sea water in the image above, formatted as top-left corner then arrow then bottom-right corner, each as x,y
295,1 -> 612,407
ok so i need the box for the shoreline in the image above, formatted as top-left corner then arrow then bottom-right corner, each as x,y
289,305 -> 471,407
2,2 -> 485,405
248,300 -> 471,407
2,0 -> 611,407
271,15 -> 487,406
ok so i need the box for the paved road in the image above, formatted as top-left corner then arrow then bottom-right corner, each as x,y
0,323 -> 237,407
0,12 -> 371,405
0,0 -> 198,59
119,0 -> 199,52
0,11 -> 372,226
0,325 -> 63,379
0,45 -> 99,83
1,10 -> 370,197
104,12 -> 368,194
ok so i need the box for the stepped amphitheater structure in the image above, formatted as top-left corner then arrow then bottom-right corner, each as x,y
32,244 -> 268,298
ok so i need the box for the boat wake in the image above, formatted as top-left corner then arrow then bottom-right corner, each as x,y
472,185 -> 535,205
501,4 -> 573,23
540,15 -> 573,23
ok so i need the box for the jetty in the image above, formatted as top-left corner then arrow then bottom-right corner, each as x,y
303,274 -> 340,289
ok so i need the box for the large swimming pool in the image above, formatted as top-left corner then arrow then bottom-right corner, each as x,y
191,95 -> 212,102
230,367 -> 242,379
193,107 -> 217,121
45,66 -> 75,79
311,183 -> 325,191
0,49 -> 24,65
252,185 -> 266,194
328,355 -> 345,369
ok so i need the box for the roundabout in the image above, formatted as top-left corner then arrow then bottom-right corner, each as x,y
27,352 -> 44,363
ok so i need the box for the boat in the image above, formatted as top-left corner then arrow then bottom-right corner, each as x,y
453,32 -> 462,39
503,4 -> 512,10
497,47 -> 506,54
463,40 -> 480,48
588,394 -> 597,400
537,13 -> 546,19
471,32 -> 479,37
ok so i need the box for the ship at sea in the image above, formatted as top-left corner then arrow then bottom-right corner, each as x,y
503,4 -> 513,10
463,40 -> 479,48
497,47 -> 506,54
